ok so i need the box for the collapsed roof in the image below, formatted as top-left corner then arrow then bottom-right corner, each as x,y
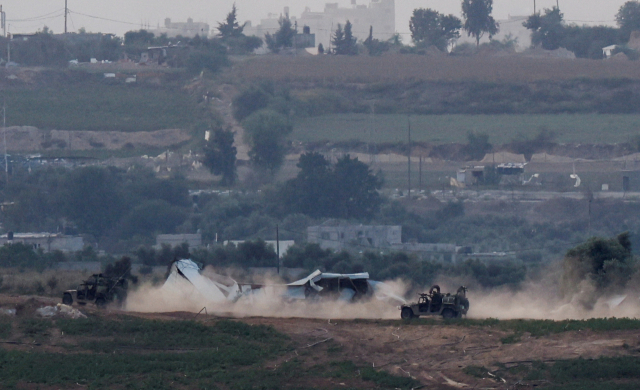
163,259 -> 406,306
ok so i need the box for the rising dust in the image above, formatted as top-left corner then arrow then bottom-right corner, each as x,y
125,266 -> 640,320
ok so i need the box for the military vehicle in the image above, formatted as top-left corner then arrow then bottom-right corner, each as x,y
400,285 -> 469,319
62,273 -> 128,307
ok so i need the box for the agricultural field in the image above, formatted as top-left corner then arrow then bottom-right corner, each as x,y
292,113 -> 640,145
226,55 -> 640,84
1,293 -> 640,389
4,80 -> 202,132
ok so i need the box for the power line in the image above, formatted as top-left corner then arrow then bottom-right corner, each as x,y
7,9 -> 65,22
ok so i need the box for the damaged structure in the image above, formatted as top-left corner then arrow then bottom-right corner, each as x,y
162,259 -> 405,307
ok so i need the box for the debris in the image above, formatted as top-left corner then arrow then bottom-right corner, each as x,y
36,304 -> 86,319
439,373 -> 468,388
301,337 -> 333,348
163,259 -> 241,303
0,308 -> 16,316
36,306 -> 58,317
57,304 -> 87,319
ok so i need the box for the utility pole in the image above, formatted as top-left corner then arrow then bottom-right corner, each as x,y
407,115 -> 411,199
534,0 -> 536,14
0,5 -> 6,37
3,103 -> 8,183
64,0 -> 68,34
276,225 -> 280,275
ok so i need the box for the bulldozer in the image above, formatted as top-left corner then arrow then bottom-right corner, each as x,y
62,273 -> 128,307
400,285 -> 469,319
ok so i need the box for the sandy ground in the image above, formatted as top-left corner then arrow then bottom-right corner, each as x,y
1,293 -> 639,389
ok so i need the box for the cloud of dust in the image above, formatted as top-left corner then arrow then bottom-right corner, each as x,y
125,269 -> 411,319
125,264 -> 640,320
431,274 -> 640,321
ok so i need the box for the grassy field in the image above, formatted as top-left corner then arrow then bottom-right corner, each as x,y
0,315 -> 418,390
5,84 -> 200,132
226,55 -> 640,84
293,113 -> 640,145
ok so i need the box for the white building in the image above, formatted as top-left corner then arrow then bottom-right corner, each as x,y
149,18 -> 210,39
0,233 -> 84,252
245,0 -> 395,50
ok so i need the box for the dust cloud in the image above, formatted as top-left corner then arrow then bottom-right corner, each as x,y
125,272 -> 410,319
125,267 -> 640,320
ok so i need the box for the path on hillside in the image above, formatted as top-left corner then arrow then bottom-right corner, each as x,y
211,84 -> 250,161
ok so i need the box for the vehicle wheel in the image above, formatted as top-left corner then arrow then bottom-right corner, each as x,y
95,297 -> 107,308
442,309 -> 456,319
62,293 -> 73,305
401,307 -> 414,320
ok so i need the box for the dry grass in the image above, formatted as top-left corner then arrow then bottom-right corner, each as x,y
225,54 -> 640,84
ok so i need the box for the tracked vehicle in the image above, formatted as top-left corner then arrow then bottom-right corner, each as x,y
400,285 -> 469,319
62,274 -> 127,307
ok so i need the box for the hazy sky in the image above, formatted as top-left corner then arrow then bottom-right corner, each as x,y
1,0 -> 628,38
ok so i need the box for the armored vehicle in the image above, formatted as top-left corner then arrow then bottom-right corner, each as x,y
62,273 -> 127,307
400,285 -> 469,319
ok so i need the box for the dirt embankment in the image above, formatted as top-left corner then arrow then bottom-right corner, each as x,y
2,126 -> 191,152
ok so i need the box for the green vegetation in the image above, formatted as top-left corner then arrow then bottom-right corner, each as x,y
496,356 -> 640,389
5,83 -> 200,132
0,316 -> 416,389
0,319 -> 11,339
292,113 -> 640,144
277,153 -> 382,219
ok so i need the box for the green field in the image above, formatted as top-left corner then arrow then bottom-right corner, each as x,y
293,114 -> 640,145
5,84 -> 200,132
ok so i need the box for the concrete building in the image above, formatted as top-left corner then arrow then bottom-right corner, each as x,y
149,18 -> 209,38
307,224 -> 402,251
0,233 -> 84,252
245,0 -> 395,50
156,233 -> 202,249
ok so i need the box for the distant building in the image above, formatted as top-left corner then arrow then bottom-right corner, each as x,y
307,224 -> 402,251
0,233 -> 84,252
149,18 -> 209,38
307,224 -> 459,262
156,234 -> 202,249
245,1 -> 395,50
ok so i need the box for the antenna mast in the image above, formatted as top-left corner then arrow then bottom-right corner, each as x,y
3,103 -> 7,182
64,0 -> 68,34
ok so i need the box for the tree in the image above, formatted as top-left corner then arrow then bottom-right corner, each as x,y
617,1 -> 640,40
203,128 -> 237,185
279,153 -> 382,219
523,7 -> 565,50
410,8 -> 462,52
232,86 -> 271,121
461,0 -> 499,47
318,43 -> 325,54
561,233 -> 635,301
364,26 -> 390,55
185,49 -> 229,74
332,20 -> 358,55
242,109 -> 292,172
217,4 -> 263,54
265,15 -> 296,53
124,29 -> 155,46
332,155 -> 382,219
218,3 -> 245,39
463,131 -> 492,161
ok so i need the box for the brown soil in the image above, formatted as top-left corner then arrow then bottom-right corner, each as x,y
1,294 -> 639,389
